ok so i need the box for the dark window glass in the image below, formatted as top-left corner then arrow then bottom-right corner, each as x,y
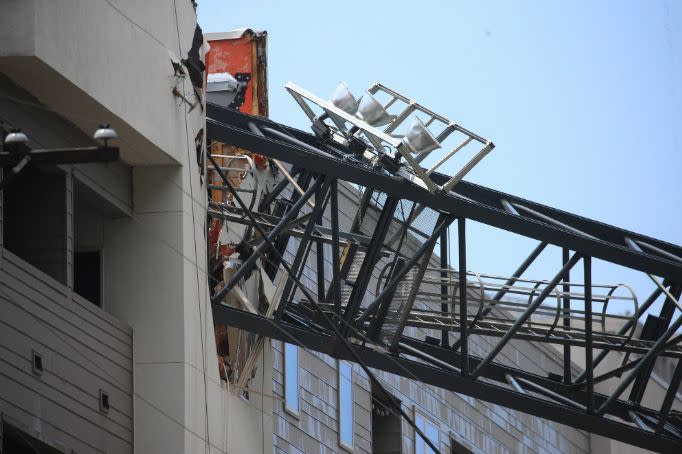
3,167 -> 66,283
74,250 -> 101,306
2,422 -> 63,453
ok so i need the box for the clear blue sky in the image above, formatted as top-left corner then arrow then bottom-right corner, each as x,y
199,1 -> 681,315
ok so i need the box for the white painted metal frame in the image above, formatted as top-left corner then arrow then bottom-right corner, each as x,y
286,82 -> 495,194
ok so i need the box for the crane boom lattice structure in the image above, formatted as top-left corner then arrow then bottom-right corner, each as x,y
205,83 -> 682,452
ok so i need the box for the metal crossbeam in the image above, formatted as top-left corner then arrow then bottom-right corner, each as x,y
206,102 -> 682,452
207,104 -> 682,282
341,197 -> 398,331
0,147 -> 119,166
212,303 -> 682,453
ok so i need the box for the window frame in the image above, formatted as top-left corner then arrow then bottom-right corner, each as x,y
283,341 -> 300,417
338,360 -> 354,451
414,408 -> 440,454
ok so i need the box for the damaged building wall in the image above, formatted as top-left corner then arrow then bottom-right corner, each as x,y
202,28 -> 278,454
207,150 -> 590,452
0,2 -> 235,453
202,25 -> 593,454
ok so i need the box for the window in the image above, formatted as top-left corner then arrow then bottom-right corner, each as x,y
3,169 -> 115,308
284,342 -> 299,415
450,436 -> 473,454
74,251 -> 101,306
415,412 -> 439,454
2,421 -> 63,453
338,360 -> 353,449
3,166 -> 67,283
73,180 -> 108,307
371,381 -> 402,454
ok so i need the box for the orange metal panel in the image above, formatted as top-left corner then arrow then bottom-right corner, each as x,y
206,29 -> 268,116
206,36 -> 254,114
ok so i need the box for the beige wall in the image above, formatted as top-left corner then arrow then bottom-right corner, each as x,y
0,71 -> 136,453
0,1 -> 238,453
0,249 -> 134,453
0,0 -> 198,166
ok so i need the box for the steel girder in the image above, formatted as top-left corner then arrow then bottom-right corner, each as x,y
206,102 -> 682,452
207,103 -> 682,282
212,303 -> 682,453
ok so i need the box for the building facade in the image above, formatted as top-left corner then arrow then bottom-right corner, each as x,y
0,1 -> 230,452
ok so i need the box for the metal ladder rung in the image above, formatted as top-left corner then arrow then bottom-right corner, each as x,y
383,95 -> 399,110
384,104 -> 417,134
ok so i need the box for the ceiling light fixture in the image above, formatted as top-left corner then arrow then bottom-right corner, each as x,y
4,128 -> 29,147
93,124 -> 118,147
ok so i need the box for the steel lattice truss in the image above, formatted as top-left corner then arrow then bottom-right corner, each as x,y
206,102 -> 682,452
